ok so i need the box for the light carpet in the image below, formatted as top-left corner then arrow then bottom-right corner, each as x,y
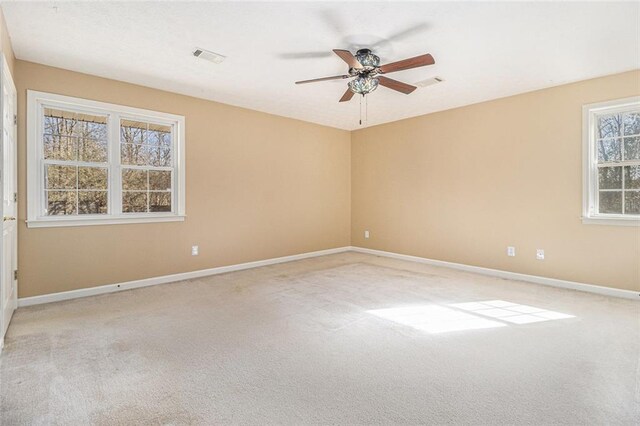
1,252 -> 638,425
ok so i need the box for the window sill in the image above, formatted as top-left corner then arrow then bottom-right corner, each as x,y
582,216 -> 640,227
26,215 -> 186,228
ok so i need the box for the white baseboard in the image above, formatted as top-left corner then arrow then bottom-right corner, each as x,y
17,246 -> 351,307
17,245 -> 638,307
350,246 -> 639,300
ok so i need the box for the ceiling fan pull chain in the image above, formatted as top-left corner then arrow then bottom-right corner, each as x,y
359,95 -> 362,126
365,94 -> 368,125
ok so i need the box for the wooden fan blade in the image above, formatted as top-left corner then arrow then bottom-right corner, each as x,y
295,75 -> 350,84
339,88 -> 355,102
378,54 -> 435,74
333,49 -> 362,69
377,76 -> 417,94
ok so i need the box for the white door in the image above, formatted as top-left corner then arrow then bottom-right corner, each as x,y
1,54 -> 17,341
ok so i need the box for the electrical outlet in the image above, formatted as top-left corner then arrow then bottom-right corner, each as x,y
507,246 -> 516,257
364,230 -> 370,239
191,245 -> 199,256
536,249 -> 545,260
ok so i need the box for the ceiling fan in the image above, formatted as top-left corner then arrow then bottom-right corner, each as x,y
295,48 -> 435,102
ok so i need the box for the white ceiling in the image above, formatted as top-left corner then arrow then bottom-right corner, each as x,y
3,1 -> 639,130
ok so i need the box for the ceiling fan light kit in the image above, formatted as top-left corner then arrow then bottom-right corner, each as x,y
349,75 -> 379,95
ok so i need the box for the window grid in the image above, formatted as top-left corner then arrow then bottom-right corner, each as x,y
120,119 -> 174,214
594,112 -> 640,216
42,109 -> 110,216
43,166 -> 110,215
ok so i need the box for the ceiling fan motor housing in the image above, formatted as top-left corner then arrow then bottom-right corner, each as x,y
355,49 -> 380,68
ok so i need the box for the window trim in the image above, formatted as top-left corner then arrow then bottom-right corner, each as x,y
27,90 -> 186,228
582,96 -> 640,226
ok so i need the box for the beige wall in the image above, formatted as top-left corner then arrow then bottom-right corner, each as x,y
0,7 -> 15,76
352,70 -> 640,292
14,57 -> 640,297
16,60 -> 351,297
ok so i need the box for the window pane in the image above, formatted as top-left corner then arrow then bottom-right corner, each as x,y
44,114 -> 62,135
44,135 -> 77,161
122,169 -> 147,190
158,129 -> 171,146
120,119 -> 172,167
44,108 -> 107,136
145,123 -> 172,146
597,138 -> 621,163
624,165 -> 640,189
46,190 -> 77,215
597,114 -> 622,139
121,119 -> 146,144
85,121 -> 108,140
623,112 -> 640,136
78,138 -> 108,163
121,143 -> 150,166
599,191 -> 622,214
122,145 -> 172,167
623,137 -> 640,161
148,146 -> 172,167
78,191 -> 108,214
78,167 -> 108,190
73,116 -> 106,139
149,192 -> 171,212
598,167 -> 622,189
46,165 -> 76,189
44,107 -> 107,146
122,191 -> 148,213
625,191 -> 640,215
149,170 -> 171,191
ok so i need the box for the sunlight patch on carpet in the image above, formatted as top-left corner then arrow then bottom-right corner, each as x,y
368,300 -> 574,333
367,305 -> 506,333
449,300 -> 574,325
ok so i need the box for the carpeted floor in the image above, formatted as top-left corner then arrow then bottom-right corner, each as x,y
1,252 -> 638,425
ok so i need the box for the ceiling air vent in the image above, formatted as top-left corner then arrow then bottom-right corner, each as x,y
193,48 -> 226,64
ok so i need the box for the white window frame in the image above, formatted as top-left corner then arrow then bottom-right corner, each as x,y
582,96 -> 640,226
27,90 -> 186,228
